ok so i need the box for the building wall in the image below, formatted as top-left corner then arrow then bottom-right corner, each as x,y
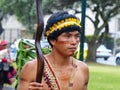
75,8 -> 120,37
1,15 -> 25,44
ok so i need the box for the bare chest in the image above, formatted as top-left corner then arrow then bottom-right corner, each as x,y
55,68 -> 73,90
42,67 -> 86,90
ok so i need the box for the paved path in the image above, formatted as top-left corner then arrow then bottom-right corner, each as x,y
96,56 -> 117,66
3,86 -> 15,90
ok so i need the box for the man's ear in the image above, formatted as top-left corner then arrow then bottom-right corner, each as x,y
49,39 -> 56,46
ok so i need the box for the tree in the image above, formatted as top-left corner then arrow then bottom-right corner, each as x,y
42,0 -> 80,13
0,8 -> 5,35
0,0 -> 37,32
85,0 -> 120,61
0,0 -> 79,33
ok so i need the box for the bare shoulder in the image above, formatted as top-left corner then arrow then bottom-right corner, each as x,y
20,59 -> 37,81
75,59 -> 88,67
74,59 -> 89,85
74,58 -> 89,73
72,59 -> 89,89
22,59 -> 37,70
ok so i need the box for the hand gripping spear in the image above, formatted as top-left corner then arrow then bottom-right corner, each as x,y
35,0 -> 44,83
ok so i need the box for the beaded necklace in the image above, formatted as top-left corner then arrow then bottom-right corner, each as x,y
43,57 -> 77,90
43,57 -> 60,90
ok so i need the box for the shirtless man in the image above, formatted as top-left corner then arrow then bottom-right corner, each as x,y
18,11 -> 89,90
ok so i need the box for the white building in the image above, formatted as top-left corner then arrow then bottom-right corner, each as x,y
75,8 -> 120,37
1,15 -> 25,43
1,11 -> 120,44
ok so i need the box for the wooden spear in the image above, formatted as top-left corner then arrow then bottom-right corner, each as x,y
35,0 -> 44,83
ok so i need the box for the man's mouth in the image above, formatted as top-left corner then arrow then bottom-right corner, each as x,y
68,47 -> 77,51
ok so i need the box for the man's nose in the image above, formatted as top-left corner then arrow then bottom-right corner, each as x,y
70,37 -> 79,44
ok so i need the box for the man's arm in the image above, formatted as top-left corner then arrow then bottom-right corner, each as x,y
17,60 -> 44,90
83,62 -> 89,90
18,62 -> 33,90
17,77 -> 30,90
77,61 -> 89,90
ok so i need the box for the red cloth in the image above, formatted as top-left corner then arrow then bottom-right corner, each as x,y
0,40 -> 7,46
2,58 -> 8,63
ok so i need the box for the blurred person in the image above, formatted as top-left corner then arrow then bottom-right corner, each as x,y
0,40 -> 16,89
0,40 -> 12,64
18,11 -> 89,90
10,44 -> 17,61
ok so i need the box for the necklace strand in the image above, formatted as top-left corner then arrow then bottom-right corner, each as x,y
50,55 -> 77,90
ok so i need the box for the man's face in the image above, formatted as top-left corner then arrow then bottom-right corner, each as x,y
51,30 -> 80,56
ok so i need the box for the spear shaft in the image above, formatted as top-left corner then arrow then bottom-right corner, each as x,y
35,0 -> 44,83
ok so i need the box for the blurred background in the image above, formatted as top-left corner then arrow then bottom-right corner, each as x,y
0,0 -> 120,90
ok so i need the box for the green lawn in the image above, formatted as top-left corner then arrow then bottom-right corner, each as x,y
88,62 -> 120,90
10,62 -> 120,90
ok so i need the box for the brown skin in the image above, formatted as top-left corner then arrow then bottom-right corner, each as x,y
17,31 -> 89,90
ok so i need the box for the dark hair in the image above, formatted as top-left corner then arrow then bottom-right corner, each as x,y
45,11 -> 81,47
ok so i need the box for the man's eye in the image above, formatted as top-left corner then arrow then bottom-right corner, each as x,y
66,34 -> 70,37
75,35 -> 80,38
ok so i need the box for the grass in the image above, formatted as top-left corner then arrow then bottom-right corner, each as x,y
8,62 -> 120,90
88,62 -> 120,90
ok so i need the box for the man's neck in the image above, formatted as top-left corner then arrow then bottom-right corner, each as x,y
48,52 -> 73,68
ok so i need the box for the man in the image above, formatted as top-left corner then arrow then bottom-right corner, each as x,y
18,11 -> 89,90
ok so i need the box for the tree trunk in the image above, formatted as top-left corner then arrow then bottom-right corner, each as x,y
0,22 -> 4,35
105,23 -> 109,34
86,43 -> 97,62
